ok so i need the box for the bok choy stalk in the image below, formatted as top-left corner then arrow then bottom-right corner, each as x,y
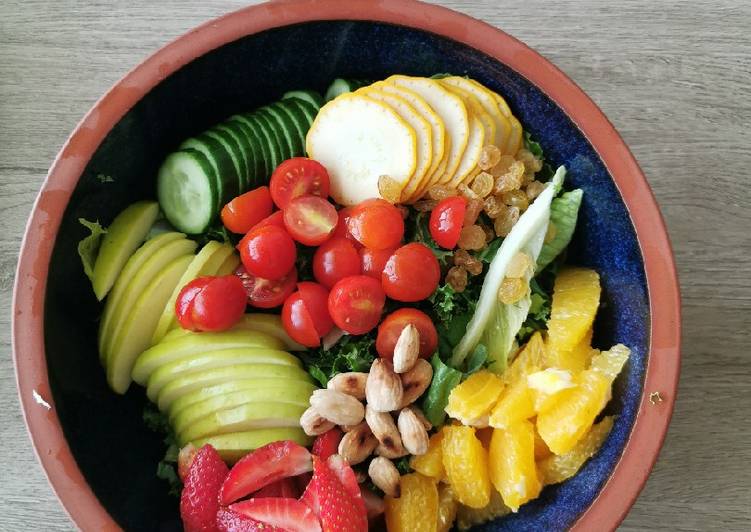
450,166 -> 567,371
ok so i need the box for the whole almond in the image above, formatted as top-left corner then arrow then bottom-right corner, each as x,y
393,324 -> 420,373
365,405 -> 404,456
366,359 -> 404,412
300,406 -> 335,436
398,408 -> 429,455
310,389 -> 365,426
404,405 -> 432,431
368,457 -> 401,497
399,358 -> 433,407
338,422 -> 378,465
376,441 -> 408,459
327,372 -> 368,400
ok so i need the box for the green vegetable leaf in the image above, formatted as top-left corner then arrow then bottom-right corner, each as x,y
523,131 -> 544,160
394,456 -> 413,475
429,283 -> 458,322
423,354 -> 463,427
77,218 -> 107,282
516,281 -> 552,343
465,344 -> 489,375
476,238 -> 503,263
143,406 -> 181,496
302,335 -> 376,387
536,189 -> 583,271
156,461 -> 181,497
430,73 -> 453,79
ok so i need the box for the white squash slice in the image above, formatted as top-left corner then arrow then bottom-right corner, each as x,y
488,90 -> 523,155
306,93 -> 417,206
445,77 -> 511,152
441,80 -> 496,156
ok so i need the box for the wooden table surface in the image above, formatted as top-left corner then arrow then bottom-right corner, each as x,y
1,1 -> 749,530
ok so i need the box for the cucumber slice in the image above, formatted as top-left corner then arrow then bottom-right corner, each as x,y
180,134 -> 238,213
230,115 -> 270,183
222,121 -> 258,190
256,108 -> 290,166
213,124 -> 250,193
284,97 -> 318,128
157,149 -> 217,234
282,90 -> 323,108
265,103 -> 302,158
238,112 -> 278,179
324,78 -> 370,102
277,100 -> 310,153
205,129 -> 244,195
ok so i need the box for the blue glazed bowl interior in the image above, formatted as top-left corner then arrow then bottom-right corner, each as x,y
45,20 -> 648,531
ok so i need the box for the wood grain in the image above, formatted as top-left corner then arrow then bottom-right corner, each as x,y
1,0 -> 749,530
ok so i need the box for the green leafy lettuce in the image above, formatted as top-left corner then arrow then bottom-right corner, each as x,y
536,189 -> 583,271
423,354 -> 463,427
301,335 -> 376,387
77,218 -> 107,282
143,406 -> 181,496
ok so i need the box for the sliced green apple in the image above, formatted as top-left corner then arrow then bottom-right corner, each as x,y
145,347 -> 302,401
178,401 -> 307,445
132,330 -> 284,385
92,201 -> 160,301
106,254 -> 194,394
191,428 -> 311,464
157,363 -> 313,411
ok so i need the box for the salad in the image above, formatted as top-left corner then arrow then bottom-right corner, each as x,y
79,74 -> 630,531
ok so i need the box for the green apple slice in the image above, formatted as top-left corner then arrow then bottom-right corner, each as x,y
156,363 -> 313,411
215,252 -> 241,275
168,378 -> 317,421
132,330 -> 284,385
151,240 -> 238,345
192,428 -> 311,463
92,201 -> 160,301
107,254 -> 194,394
145,347 -> 302,401
171,382 -> 316,434
100,237 -> 197,362
177,401 -> 307,445
98,232 -> 185,360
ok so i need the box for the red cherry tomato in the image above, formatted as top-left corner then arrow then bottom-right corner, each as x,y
331,207 -> 360,245
234,265 -> 297,308
250,210 -> 285,231
283,195 -> 338,246
175,275 -> 247,332
270,157 -> 331,209
220,186 -> 273,234
328,275 -> 386,335
376,308 -> 439,360
282,282 -> 333,347
359,246 -> 398,280
239,225 -> 296,281
382,243 -> 440,302
346,198 -> 404,250
429,196 -> 467,249
313,237 -> 361,289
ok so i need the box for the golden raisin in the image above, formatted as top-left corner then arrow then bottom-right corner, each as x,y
507,252 -> 531,278
457,225 -> 486,251
525,180 -> 545,201
545,222 -> 558,244
453,249 -> 471,267
414,199 -> 438,212
500,190 -> 529,211
463,198 -> 483,227
378,175 -> 402,204
446,266 -> 468,292
494,161 -> 524,193
480,224 -> 495,243
498,277 -> 527,304
465,255 -> 483,276
427,185 -> 457,201
517,149 -> 543,174
482,195 -> 503,218
470,172 -> 494,198
490,155 -> 515,178
458,183 -> 478,200
494,206 -> 520,237
479,145 -> 502,171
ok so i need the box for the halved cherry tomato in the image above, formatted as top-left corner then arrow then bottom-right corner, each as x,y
376,308 -> 438,359
346,198 -> 404,250
270,157 -> 330,209
429,196 -> 467,249
332,207 -> 359,245
221,186 -> 273,234
328,275 -> 386,335
283,195 -> 338,246
250,210 -> 285,232
239,225 -> 296,281
359,246 -> 398,280
175,275 -> 247,332
282,282 -> 333,347
313,237 -> 361,289
234,265 -> 297,309
382,243 -> 440,302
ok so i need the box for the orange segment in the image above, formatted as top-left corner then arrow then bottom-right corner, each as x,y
455,490 -> 510,530
441,426 -> 492,508
445,371 -> 504,426
488,377 -> 536,429
385,473 -> 439,532
547,268 -> 601,353
488,422 -> 542,512
533,423 -> 552,460
548,327 -> 594,372
527,368 -> 577,414
502,332 -> 546,387
410,431 -> 445,480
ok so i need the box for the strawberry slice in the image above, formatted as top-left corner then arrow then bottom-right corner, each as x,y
178,443 -> 198,482
252,478 -> 299,499
220,441 -> 312,505
180,444 -> 228,532
301,456 -> 368,531
311,428 -> 343,460
326,454 -> 361,499
216,507 -> 283,532
360,486 -> 385,519
230,498 -> 321,532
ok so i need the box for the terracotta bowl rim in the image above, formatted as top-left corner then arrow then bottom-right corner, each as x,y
12,0 -> 681,530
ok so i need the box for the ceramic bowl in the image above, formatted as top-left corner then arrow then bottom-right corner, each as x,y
13,1 -> 680,530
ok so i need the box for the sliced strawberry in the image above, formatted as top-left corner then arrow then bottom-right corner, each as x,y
220,441 -> 312,505
301,456 -> 367,532
252,478 -> 299,499
311,428 -> 343,460
180,444 -> 228,532
230,498 -> 321,532
178,443 -> 198,482
326,454 -> 361,499
216,507 -> 283,532
294,472 -> 314,495
360,486 -> 385,519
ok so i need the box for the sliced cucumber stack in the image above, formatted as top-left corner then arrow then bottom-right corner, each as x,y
158,91 -> 323,234
323,78 -> 371,102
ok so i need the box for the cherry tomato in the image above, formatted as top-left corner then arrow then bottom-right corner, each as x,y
250,210 -> 285,231
282,282 -> 333,347
346,198 -> 404,250
429,196 -> 467,249
220,186 -> 273,234
313,237 -> 361,289
376,308 -> 439,359
359,246 -> 398,280
239,225 -> 296,281
175,275 -> 247,332
382,243 -> 440,302
234,265 -> 297,308
283,195 -> 338,246
328,275 -> 386,335
270,157 -> 331,209
331,207 -> 359,245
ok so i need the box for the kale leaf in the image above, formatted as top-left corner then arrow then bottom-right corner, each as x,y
301,334 -> 376,387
